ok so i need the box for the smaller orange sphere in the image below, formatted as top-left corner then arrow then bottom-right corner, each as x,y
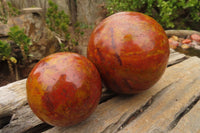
26,52 -> 102,127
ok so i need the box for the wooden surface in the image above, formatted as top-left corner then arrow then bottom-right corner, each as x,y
165,30 -> 200,37
1,49 -> 200,133
0,79 -> 27,118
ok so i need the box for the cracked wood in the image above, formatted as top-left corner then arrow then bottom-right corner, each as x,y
43,57 -> 197,133
170,99 -> 200,133
118,57 -> 200,133
0,50 -> 195,133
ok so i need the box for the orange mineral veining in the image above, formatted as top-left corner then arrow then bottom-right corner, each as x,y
26,52 -> 102,127
87,12 -> 169,94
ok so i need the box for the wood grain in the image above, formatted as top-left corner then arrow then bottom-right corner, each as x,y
0,105 -> 44,133
165,30 -> 200,37
0,79 -> 27,118
118,57 -> 200,133
170,100 -> 200,133
0,51 -> 193,133
168,52 -> 188,66
43,57 -> 199,133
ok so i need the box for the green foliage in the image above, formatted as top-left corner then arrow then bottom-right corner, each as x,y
46,0 -> 85,52
46,0 -> 70,40
8,26 -> 31,60
7,2 -> 20,16
69,22 -> 84,51
74,22 -> 87,37
59,43 -> 67,52
0,40 -> 17,76
0,40 -> 12,59
79,23 -> 94,30
71,38 -> 79,46
0,40 -> 17,64
106,0 -> 200,29
0,2 -> 20,23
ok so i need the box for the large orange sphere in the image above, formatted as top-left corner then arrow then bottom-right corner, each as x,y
26,52 -> 102,127
87,12 -> 169,94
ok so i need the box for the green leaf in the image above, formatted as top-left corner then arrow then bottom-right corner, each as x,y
106,0 -> 200,29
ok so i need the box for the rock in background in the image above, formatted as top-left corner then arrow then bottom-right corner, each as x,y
0,9 -> 59,61
7,0 -> 106,25
168,34 -> 200,50
77,0 -> 106,25
7,0 -> 70,15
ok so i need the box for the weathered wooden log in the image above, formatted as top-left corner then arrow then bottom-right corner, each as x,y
118,57 -> 200,133
168,52 -> 188,66
170,100 -> 200,133
22,7 -> 43,16
165,30 -> 200,37
0,79 -> 27,118
43,56 -> 200,133
0,104 -> 51,133
0,50 -> 192,133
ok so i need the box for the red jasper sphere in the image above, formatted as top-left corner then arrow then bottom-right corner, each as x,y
26,52 -> 102,127
87,12 -> 169,94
